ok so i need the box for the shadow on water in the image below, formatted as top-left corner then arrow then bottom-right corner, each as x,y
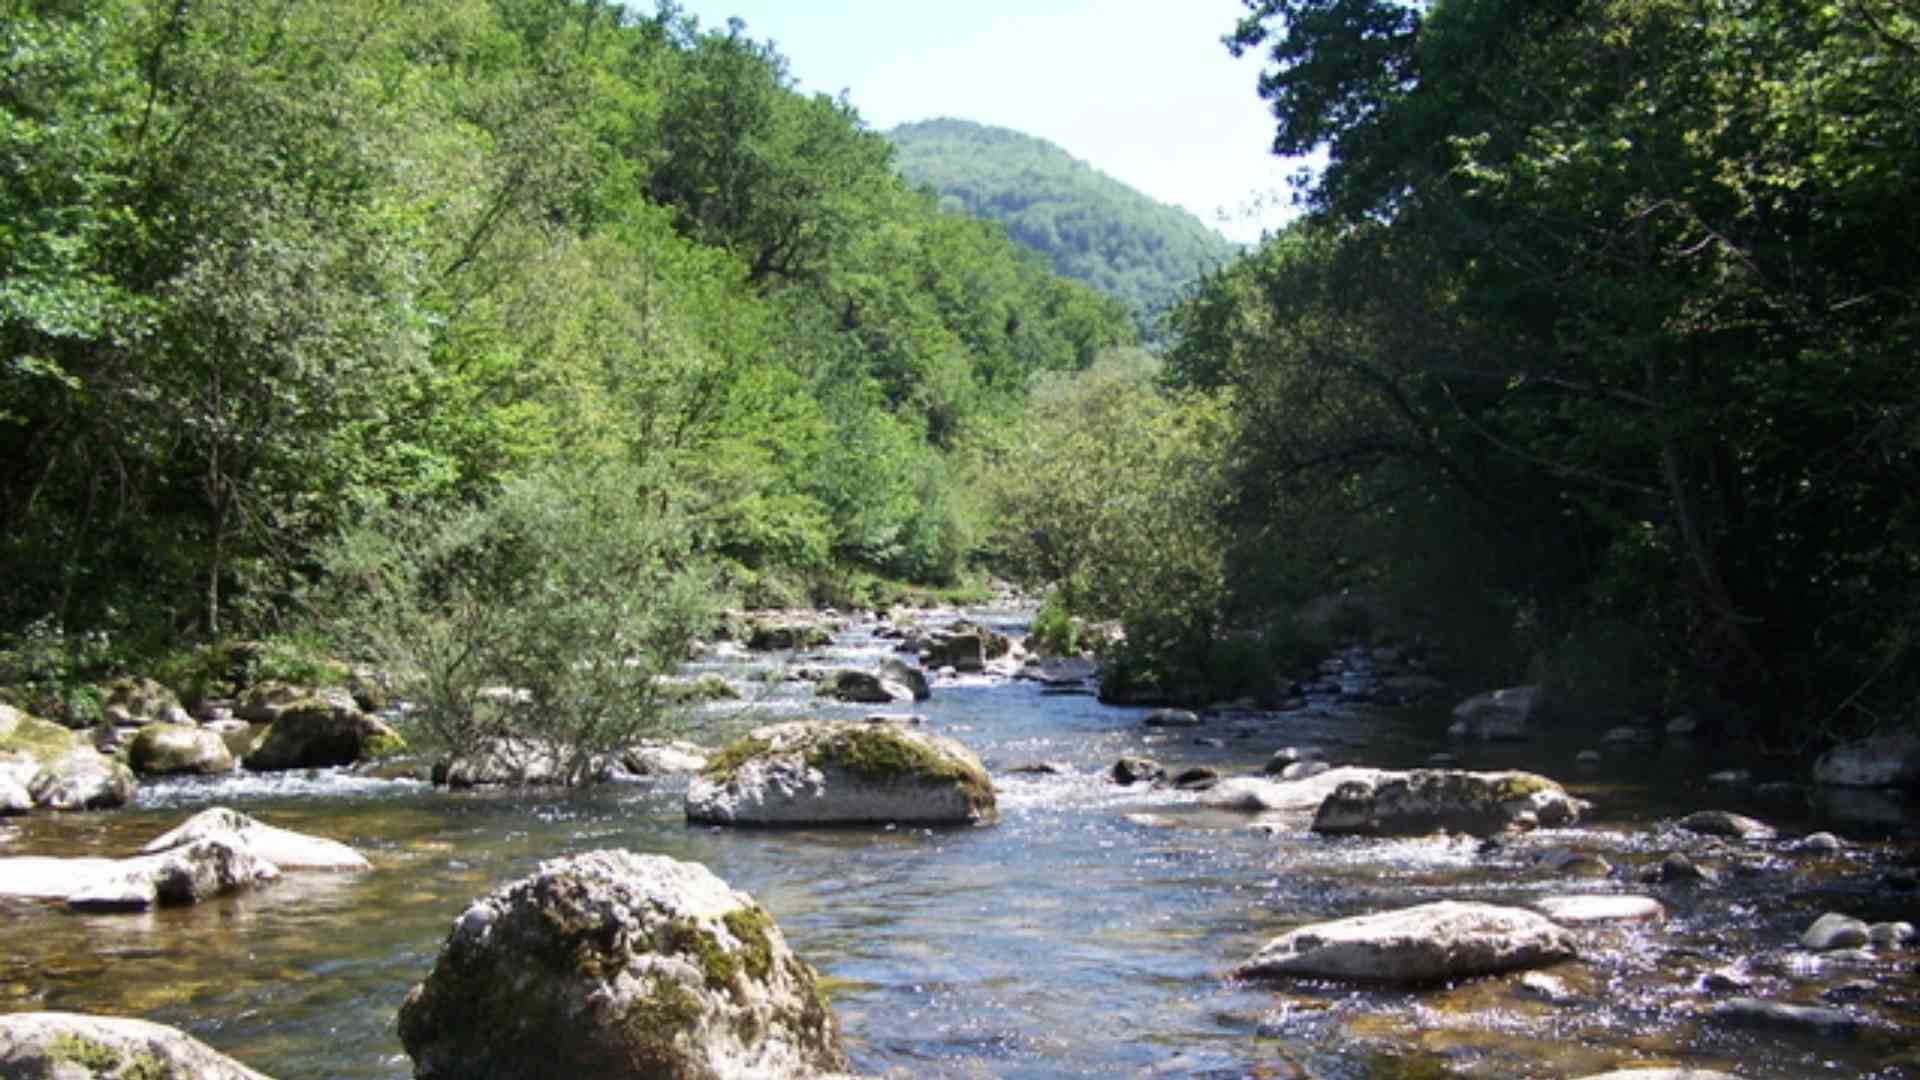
3,606 -> 1917,1078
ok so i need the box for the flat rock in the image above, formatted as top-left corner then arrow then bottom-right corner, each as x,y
1,836 -> 280,911
138,806 -> 369,870
1709,997 -> 1860,1037
1232,900 -> 1577,985
686,720 -> 996,827
1199,768 -> 1388,813
0,1012 -> 275,1079
1570,1071 -> 1746,1080
1528,894 -> 1666,926
28,749 -> 136,811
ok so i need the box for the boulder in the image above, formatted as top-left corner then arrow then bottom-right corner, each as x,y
1813,731 -> 1920,790
922,631 -> 987,673
1311,769 -> 1586,838
242,698 -> 405,771
435,738 -> 613,788
655,675 -> 742,706
1143,708 -> 1202,729
621,740 -> 710,777
0,1012 -> 275,1079
128,722 -> 236,776
878,658 -> 932,702
29,749 -> 136,811
1232,900 -> 1577,985
686,720 -> 996,827
1675,810 -> 1776,841
397,850 -> 846,1080
814,669 -> 913,705
1450,685 -> 1544,740
1801,912 -> 1871,951
1527,895 -> 1666,926
234,681 -> 320,723
98,676 -> 183,727
746,620 -> 834,652
1110,756 -> 1165,785
139,806 -> 370,870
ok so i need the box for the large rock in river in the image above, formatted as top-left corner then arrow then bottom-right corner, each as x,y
686,720 -> 996,827
0,835 -> 279,911
1311,769 -> 1586,837
128,721 -> 236,776
0,1011 -> 275,1079
1813,731 -> 1920,790
139,806 -> 370,870
814,669 -> 914,705
398,850 -> 846,1080
243,698 -> 405,770
1,704 -> 136,811
1233,900 -> 1577,985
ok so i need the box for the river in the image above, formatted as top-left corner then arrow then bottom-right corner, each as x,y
3,605 -> 1916,1078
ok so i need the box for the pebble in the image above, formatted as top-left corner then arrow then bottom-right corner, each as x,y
1676,810 -> 1776,841
1516,971 -> 1575,1003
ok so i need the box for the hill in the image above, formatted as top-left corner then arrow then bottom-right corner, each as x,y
888,119 -> 1240,329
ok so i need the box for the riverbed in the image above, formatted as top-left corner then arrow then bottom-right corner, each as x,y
3,607 -> 1917,1078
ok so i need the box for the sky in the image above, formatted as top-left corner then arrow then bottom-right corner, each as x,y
670,0 -> 1309,245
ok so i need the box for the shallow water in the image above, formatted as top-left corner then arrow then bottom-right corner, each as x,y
4,608 -> 1918,1078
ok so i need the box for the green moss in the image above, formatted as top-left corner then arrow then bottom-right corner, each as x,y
723,905 -> 776,982
1491,772 -> 1557,801
364,730 -> 407,758
46,1033 -> 122,1072
617,971 -> 703,1069
0,710 -> 81,766
699,736 -> 773,785
670,918 -> 740,988
808,727 -> 994,813
122,1053 -> 174,1080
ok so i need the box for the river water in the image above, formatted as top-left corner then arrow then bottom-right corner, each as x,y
3,607 -> 1917,1078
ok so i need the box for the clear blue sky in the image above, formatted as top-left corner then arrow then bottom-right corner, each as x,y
670,0 -> 1306,244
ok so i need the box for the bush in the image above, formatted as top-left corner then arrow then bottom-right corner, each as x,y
320,462 -> 719,784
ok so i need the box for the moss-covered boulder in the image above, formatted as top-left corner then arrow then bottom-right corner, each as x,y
1,704 -> 135,811
243,699 -> 405,771
687,720 -> 996,827
656,674 -> 742,706
398,850 -> 846,1080
745,619 -> 835,652
1310,769 -> 1587,838
95,675 -> 183,729
128,722 -> 236,776
0,1012 -> 276,1079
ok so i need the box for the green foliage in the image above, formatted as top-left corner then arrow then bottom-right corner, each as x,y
890,118 -> 1241,336
1191,0 -> 1920,740
319,462 -> 717,784
0,0 -> 1139,667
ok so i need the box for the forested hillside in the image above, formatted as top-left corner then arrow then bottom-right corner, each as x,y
991,0 -> 1920,749
889,119 -> 1240,331
0,0 -> 1134,677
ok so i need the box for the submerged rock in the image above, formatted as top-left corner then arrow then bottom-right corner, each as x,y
1675,810 -> 1776,841
1709,997 -> 1860,1038
0,1012 -> 275,1079
138,806 -> 369,871
397,850 -> 846,1079
1144,708 -> 1202,729
1450,685 -> 1544,740
1200,767 -> 1387,813
686,720 -> 996,827
1233,900 -> 1576,985
1311,769 -> 1586,837
1111,756 -> 1165,786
